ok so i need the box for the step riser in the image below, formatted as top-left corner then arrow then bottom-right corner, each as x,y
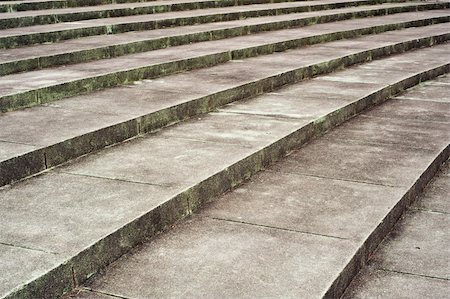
1,1 -> 447,49
1,0 -> 392,29
2,14 -> 448,76
6,62 -> 448,299
0,36 -> 448,188
324,141 -> 450,298
0,0 -> 302,13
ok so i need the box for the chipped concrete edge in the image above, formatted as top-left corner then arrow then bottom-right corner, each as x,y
3,53 -> 449,299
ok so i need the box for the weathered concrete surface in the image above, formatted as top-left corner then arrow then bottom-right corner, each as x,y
1,25 -> 448,187
1,9 -> 448,75
343,268 -> 450,299
343,163 -> 450,298
68,76 -> 449,299
2,11 -> 448,112
0,0 -> 304,28
3,0 -> 432,48
1,48 -> 448,299
84,217 -> 358,298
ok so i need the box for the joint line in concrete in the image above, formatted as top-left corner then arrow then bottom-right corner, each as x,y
208,216 -> 349,240
379,267 -> 450,281
266,170 -> 401,188
0,241 -> 58,255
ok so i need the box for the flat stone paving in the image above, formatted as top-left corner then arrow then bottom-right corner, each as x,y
64,74 -> 449,298
342,162 -> 450,298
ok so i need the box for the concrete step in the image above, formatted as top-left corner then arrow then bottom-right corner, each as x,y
64,73 -> 450,299
1,9 -> 448,76
342,161 -> 450,298
0,44 -> 448,299
0,0 -> 445,48
0,0 -> 344,29
0,0 -> 194,12
0,24 -> 447,186
1,18 -> 448,113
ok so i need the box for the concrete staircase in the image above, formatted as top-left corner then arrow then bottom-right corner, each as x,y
0,0 -> 448,298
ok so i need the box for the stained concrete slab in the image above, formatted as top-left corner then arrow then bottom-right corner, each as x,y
0,243 -> 61,299
363,98 -> 450,123
202,170 -> 405,240
271,136 -> 438,187
343,267 -> 450,299
81,217 -> 358,299
158,111 -> 308,147
323,114 -> 450,151
372,210 -> 450,279
221,80 -> 383,119
397,85 -> 450,103
62,135 -> 252,186
0,106 -> 126,146
0,172 -> 177,255
413,163 -> 450,213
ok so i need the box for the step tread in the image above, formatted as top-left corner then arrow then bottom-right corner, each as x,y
342,162 -> 450,298
1,22 -> 447,99
0,24 -> 447,164
0,0 -> 231,18
1,8 -> 448,65
0,45 -> 448,299
0,0 -> 430,37
68,75 -> 449,299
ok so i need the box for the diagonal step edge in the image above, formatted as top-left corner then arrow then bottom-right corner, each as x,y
1,7 -> 449,109
1,10 -> 449,76
3,57 -> 448,299
0,0 -> 446,49
0,34 -> 448,187
0,0 -> 399,29
323,134 -> 449,298
0,0 -> 321,13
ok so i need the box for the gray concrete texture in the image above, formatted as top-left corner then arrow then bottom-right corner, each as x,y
69,76 -> 449,299
1,9 -> 448,75
1,0 -> 449,297
0,24 -> 448,186
343,162 -> 450,298
1,52 -> 448,298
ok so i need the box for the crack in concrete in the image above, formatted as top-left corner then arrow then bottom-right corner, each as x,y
360,108 -> 450,124
0,241 -> 58,255
217,109 -> 314,121
208,216 -> 349,240
81,287 -> 131,299
322,134 -> 440,153
379,267 -> 450,281
0,139 -> 36,146
409,206 -> 450,215
60,171 -> 169,188
266,169 -> 401,188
